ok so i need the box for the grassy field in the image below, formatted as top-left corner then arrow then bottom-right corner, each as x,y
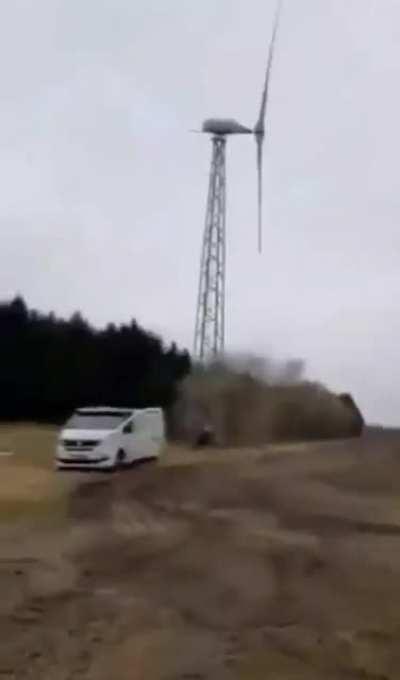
0,423 -> 368,525
0,422 -> 56,465
2,425 -> 400,678
0,423 -> 68,523
0,423 -> 228,524
0,422 -> 318,528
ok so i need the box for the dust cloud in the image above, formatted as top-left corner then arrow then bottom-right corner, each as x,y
168,354 -> 363,446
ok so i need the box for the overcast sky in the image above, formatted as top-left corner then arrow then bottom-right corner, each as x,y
0,0 -> 399,425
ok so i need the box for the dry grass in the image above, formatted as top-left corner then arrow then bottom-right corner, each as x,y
2,426 -> 400,678
0,423 -> 68,523
0,422 -> 56,467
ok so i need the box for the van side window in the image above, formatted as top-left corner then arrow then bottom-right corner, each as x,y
123,420 -> 133,434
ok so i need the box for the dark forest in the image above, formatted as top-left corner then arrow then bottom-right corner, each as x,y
0,297 -> 191,422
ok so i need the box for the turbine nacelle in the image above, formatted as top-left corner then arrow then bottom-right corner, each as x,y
202,118 -> 252,136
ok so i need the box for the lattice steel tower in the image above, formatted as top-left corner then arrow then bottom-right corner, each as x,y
193,1 -> 282,362
194,135 -> 227,361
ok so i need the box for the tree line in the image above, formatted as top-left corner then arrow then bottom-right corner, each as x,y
0,297 -> 191,422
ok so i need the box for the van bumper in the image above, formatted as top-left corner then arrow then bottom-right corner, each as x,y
56,455 -> 113,470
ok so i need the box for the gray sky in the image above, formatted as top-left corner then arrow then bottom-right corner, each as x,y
0,0 -> 399,425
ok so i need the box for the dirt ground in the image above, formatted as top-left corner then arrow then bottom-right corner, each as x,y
2,429 -> 400,679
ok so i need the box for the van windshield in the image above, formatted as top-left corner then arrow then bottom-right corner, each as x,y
64,411 -> 131,431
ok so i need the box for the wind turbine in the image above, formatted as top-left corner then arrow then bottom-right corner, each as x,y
193,1 -> 282,362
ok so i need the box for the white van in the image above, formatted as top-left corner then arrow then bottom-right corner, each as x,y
56,406 -> 165,471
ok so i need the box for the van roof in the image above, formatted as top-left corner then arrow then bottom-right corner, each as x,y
76,406 -> 162,414
77,406 -> 134,414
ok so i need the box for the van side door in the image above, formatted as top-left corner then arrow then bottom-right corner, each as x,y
125,413 -> 149,462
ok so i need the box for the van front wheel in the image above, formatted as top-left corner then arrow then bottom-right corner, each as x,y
116,449 -> 126,469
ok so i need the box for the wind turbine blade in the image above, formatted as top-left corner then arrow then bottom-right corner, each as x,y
254,0 -> 283,253
256,136 -> 263,253
255,0 -> 283,135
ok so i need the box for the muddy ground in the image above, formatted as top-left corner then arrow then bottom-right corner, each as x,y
2,433 -> 400,679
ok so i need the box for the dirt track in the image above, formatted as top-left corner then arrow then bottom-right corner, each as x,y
2,434 -> 400,679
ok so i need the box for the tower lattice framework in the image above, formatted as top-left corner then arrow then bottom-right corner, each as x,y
194,135 -> 226,361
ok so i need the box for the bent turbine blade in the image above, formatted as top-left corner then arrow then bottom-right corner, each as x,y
255,0 -> 282,135
255,0 -> 283,252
